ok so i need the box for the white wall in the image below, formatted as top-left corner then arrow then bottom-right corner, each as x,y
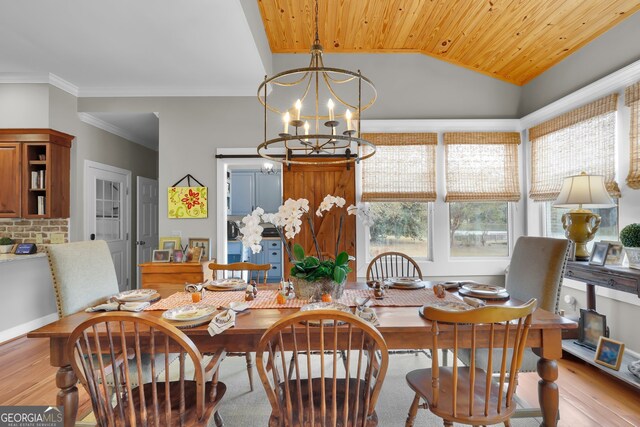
0,83 -> 49,127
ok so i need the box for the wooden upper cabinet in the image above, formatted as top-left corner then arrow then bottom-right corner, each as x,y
0,143 -> 21,217
0,129 -> 74,219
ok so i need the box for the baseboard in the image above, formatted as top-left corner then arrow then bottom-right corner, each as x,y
0,313 -> 59,344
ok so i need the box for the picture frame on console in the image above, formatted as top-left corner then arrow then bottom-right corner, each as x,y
159,236 -> 181,252
589,242 -> 609,266
152,249 -> 171,263
189,237 -> 210,261
578,309 -> 607,350
602,241 -> 624,266
594,336 -> 625,370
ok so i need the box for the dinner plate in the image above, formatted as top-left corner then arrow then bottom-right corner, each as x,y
460,283 -> 503,295
388,277 -> 421,285
162,304 -> 217,322
113,289 -> 157,302
205,278 -> 247,292
420,301 -> 472,316
387,281 -> 426,290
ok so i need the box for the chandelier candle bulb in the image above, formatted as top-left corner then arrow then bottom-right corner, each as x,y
304,121 -> 309,141
283,111 -> 290,134
295,99 -> 302,120
327,99 -> 334,121
345,109 -> 353,131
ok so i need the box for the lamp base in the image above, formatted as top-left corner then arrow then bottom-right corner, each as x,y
561,209 -> 601,261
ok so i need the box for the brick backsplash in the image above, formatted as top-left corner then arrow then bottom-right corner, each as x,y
0,218 -> 69,248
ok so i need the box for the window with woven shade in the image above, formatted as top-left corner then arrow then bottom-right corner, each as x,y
361,133 -> 437,202
626,81 -> 640,189
529,94 -> 620,201
444,132 -> 521,202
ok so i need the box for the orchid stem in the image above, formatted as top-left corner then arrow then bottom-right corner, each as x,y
275,226 -> 294,262
306,213 -> 323,260
335,213 -> 344,257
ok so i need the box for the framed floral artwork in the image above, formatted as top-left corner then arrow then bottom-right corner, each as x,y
168,186 -> 208,218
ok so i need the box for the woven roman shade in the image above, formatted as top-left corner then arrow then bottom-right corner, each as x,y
626,81 -> 640,189
443,132 -> 521,202
361,133 -> 437,202
529,94 -> 620,201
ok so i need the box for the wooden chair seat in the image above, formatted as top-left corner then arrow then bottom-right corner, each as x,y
268,378 -> 378,427
406,367 -> 515,424
121,380 -> 226,427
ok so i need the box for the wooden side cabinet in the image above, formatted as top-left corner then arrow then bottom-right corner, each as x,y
0,129 -> 74,219
0,142 -> 21,217
140,261 -> 211,292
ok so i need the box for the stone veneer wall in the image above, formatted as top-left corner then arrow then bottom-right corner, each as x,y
0,218 -> 69,247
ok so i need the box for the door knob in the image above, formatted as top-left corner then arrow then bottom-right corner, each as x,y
90,233 -> 95,240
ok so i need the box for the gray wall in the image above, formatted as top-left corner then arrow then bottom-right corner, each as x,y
519,11 -> 640,116
0,84 -> 49,127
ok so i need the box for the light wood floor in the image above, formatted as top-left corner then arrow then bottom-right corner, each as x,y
1,335 -> 639,426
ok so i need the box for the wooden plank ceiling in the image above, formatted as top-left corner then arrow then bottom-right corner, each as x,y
257,0 -> 640,85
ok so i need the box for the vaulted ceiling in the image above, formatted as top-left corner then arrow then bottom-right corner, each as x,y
258,0 -> 640,85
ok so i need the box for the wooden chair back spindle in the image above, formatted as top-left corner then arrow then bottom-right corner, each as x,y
256,310 -> 389,426
366,252 -> 423,282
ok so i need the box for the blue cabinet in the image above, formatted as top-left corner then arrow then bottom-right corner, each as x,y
230,170 -> 281,215
227,241 -> 248,263
248,240 -> 282,282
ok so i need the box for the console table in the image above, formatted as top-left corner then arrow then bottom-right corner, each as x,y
564,261 -> 640,310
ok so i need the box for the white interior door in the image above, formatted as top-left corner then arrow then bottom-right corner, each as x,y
137,177 -> 158,287
85,161 -> 131,292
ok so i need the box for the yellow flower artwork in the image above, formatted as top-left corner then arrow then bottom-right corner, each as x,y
168,186 -> 208,218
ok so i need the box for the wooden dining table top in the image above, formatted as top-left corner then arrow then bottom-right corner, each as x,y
28,281 -> 577,341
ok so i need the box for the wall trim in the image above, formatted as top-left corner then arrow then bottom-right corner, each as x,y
0,72 -> 79,97
521,58 -> 640,128
0,312 -> 58,345
78,112 -> 158,151
361,119 -> 522,132
77,85 -> 257,98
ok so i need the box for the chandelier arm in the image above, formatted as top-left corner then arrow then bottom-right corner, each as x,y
322,71 -> 358,85
322,73 -> 358,110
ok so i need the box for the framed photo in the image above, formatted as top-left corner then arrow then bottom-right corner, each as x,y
152,249 -> 171,263
189,238 -> 210,261
594,336 -> 625,370
589,242 -> 609,266
185,246 -> 202,263
578,309 -> 607,350
159,236 -> 181,251
602,241 -> 624,265
173,249 -> 184,263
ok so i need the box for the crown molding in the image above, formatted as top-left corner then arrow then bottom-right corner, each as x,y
0,72 -> 79,96
78,112 -> 157,151
77,85 -> 257,98
361,119 -> 522,133
520,58 -> 640,128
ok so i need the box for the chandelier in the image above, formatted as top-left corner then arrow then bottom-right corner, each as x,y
260,162 -> 279,175
257,0 -> 377,166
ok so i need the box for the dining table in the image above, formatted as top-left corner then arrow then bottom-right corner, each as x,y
27,281 -> 576,427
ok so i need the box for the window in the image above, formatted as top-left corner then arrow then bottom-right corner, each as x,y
361,133 -> 437,260
449,202 -> 509,257
626,81 -> 640,188
444,132 -> 520,258
544,202 -> 618,251
368,202 -> 430,259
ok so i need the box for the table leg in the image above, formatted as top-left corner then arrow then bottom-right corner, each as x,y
56,365 -> 78,427
537,357 -> 559,427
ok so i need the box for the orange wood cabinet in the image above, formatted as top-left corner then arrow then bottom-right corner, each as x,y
139,261 -> 211,291
0,142 -> 21,217
0,129 -> 73,219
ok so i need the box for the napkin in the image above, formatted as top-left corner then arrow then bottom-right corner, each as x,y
462,296 -> 486,308
185,283 -> 204,293
86,301 -> 150,312
207,309 -> 236,336
355,307 -> 379,326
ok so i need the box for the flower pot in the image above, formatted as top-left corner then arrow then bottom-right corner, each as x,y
291,277 -> 346,300
624,247 -> 640,270
0,244 -> 13,254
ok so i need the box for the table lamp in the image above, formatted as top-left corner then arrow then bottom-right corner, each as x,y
553,172 -> 614,261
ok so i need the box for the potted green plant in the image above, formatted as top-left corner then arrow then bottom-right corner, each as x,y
619,223 -> 640,270
0,237 -> 15,254
239,195 -> 370,300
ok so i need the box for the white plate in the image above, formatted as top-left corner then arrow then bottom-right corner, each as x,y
388,277 -> 421,285
460,283 -> 503,295
162,304 -> 217,322
425,301 -> 473,312
300,302 -> 352,314
114,289 -> 157,302
211,278 -> 246,287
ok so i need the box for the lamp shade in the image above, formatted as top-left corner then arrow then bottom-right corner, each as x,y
553,172 -> 615,208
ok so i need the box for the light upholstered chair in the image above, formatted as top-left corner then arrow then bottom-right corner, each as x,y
48,240 -> 175,389
47,240 -> 120,317
458,236 -> 570,419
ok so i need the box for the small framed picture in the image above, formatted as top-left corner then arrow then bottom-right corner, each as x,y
189,238 -> 210,261
173,249 -> 184,263
152,249 -> 171,263
159,236 -> 181,251
594,336 -> 625,370
589,242 -> 609,266
602,241 -> 624,265
185,246 -> 203,263
578,309 -> 607,350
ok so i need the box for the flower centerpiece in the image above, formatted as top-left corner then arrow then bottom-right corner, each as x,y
238,195 -> 370,300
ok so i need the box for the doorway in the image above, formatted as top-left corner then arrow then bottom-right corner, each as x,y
84,160 -> 131,292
